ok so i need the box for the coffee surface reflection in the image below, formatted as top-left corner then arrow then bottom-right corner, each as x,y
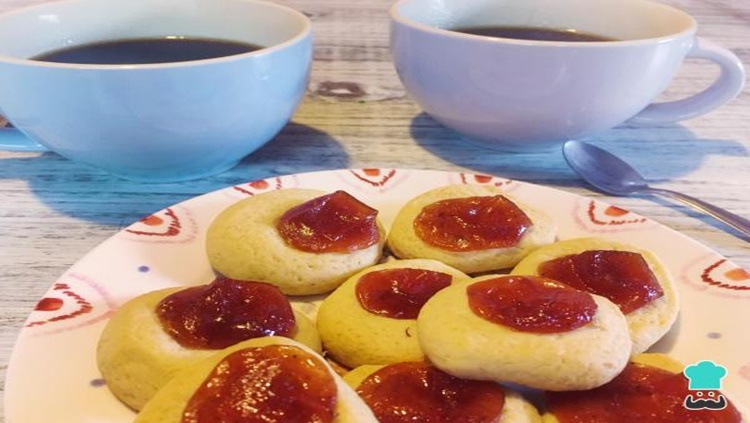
453,26 -> 616,42
31,37 -> 264,65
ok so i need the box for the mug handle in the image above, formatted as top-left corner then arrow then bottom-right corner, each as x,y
0,127 -> 48,152
628,37 -> 745,125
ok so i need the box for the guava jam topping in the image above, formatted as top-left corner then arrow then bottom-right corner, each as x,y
156,278 -> 295,349
182,345 -> 337,423
356,268 -> 452,319
546,362 -> 741,423
414,195 -> 532,251
467,275 -> 597,333
277,190 -> 380,253
539,250 -> 663,314
356,361 -> 505,423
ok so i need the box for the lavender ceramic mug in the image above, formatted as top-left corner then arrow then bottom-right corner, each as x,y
390,0 -> 745,152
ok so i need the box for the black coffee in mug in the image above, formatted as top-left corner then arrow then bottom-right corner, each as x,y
31,37 -> 264,65
453,26 -> 615,42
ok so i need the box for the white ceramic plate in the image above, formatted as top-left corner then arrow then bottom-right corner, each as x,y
6,168 -> 750,421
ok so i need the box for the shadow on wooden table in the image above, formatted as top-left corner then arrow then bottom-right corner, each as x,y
409,112 -> 748,187
0,122 -> 347,225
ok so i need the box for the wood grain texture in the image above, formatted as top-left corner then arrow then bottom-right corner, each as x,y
1,0 -> 749,420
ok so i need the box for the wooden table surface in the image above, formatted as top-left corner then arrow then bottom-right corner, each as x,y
1,0 -> 748,420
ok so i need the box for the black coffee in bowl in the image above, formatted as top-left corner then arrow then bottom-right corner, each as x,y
31,37 -> 264,65
453,26 -> 615,42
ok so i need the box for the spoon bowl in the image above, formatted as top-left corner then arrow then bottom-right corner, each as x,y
562,140 -> 750,240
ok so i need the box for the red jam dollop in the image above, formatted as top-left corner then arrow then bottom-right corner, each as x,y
355,268 -> 452,319
356,361 -> 505,423
538,250 -> 664,314
182,344 -> 337,423
546,362 -> 742,423
467,275 -> 597,333
156,278 -> 295,349
276,190 -> 380,253
413,195 -> 532,251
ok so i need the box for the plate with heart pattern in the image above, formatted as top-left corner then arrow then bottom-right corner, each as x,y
5,168 -> 749,421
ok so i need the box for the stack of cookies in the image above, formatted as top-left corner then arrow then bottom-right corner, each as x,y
95,185 -> 743,422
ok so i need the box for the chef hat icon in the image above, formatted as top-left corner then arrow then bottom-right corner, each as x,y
683,361 -> 727,390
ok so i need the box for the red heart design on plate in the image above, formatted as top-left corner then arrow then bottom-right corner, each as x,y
125,208 -> 181,237
26,283 -> 94,328
586,201 -> 647,226
233,177 -> 284,195
349,169 -> 397,187
458,173 -> 513,187
25,274 -> 117,335
701,259 -> 750,291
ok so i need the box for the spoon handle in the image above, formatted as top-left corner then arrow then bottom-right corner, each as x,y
648,187 -> 750,239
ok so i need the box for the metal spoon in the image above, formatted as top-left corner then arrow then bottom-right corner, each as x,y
563,140 -> 750,239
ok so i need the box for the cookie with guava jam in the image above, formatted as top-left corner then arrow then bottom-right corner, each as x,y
207,188 -> 386,295
316,258 -> 469,368
542,354 -> 744,423
344,361 -> 542,423
511,237 -> 679,354
97,278 -> 320,411
136,337 -> 378,423
417,274 -> 631,391
387,184 -> 557,274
